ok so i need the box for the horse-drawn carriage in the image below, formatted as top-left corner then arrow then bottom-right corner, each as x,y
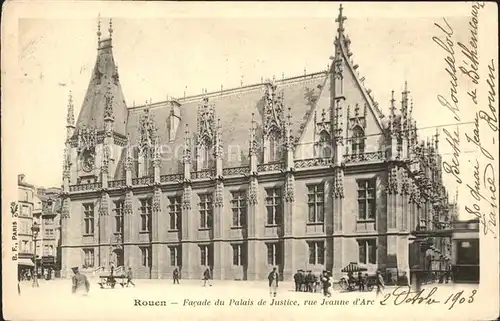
97,275 -> 127,289
338,262 -> 377,292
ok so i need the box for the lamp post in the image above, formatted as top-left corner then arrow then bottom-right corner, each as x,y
31,222 -> 40,287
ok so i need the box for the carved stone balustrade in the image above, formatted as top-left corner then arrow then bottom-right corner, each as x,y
160,173 -> 184,183
257,161 -> 285,172
222,166 -> 250,177
343,151 -> 387,163
294,157 -> 332,169
132,176 -> 154,185
69,182 -> 102,192
108,180 -> 126,188
191,169 -> 216,180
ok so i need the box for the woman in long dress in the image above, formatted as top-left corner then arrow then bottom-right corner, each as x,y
326,273 -> 334,297
268,267 -> 279,297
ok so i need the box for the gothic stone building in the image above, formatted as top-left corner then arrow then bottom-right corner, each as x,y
60,6 -> 451,280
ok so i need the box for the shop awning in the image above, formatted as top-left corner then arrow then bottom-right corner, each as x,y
17,259 -> 34,267
341,262 -> 368,273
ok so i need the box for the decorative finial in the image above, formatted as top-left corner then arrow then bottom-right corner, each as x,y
109,18 -> 113,39
390,90 -> 396,115
241,75 -> 243,87
435,127 -> 439,149
67,90 -> 75,127
335,4 -> 347,36
184,86 -> 187,98
282,72 -> 284,80
304,67 -> 307,76
97,14 -> 102,44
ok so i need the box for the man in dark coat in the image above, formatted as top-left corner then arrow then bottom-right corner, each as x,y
268,267 -> 279,297
173,267 -> 180,284
376,271 -> 385,297
358,272 -> 364,291
71,267 -> 90,295
203,268 -> 212,287
126,267 -> 135,287
306,271 -> 315,292
321,271 -> 330,296
293,270 -> 301,292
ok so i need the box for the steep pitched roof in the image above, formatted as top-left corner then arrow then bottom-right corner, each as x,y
122,73 -> 326,177
74,28 -> 128,137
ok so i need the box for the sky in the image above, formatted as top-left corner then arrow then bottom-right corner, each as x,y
3,2 -> 498,219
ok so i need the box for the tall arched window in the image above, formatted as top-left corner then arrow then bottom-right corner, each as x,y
198,142 -> 212,170
269,130 -> 282,162
351,127 -> 365,155
142,150 -> 151,177
318,131 -> 332,158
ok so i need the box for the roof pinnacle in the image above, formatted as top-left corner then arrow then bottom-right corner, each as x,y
97,14 -> 102,44
335,4 -> 347,36
109,18 -> 113,39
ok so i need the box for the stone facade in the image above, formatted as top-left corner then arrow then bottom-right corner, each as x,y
17,174 -> 37,275
60,6 -> 451,281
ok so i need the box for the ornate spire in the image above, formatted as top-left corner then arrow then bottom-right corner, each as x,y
138,108 -> 156,154
401,81 -> 410,116
97,14 -> 102,45
101,145 -> 109,173
124,135 -> 133,171
284,107 -> 294,150
183,124 -> 192,164
249,113 -> 258,156
197,96 -> 216,148
335,4 -> 347,37
108,18 -> 113,40
63,146 -> 71,178
152,187 -> 161,213
263,83 -> 285,137
435,127 -> 439,152
389,90 -> 396,135
333,100 -> 343,141
104,84 -> 114,121
152,136 -> 161,167
66,90 -> 75,127
99,193 -> 109,216
214,118 -> 223,159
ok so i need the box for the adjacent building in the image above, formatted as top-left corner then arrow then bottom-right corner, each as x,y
451,219 -> 479,283
17,174 -> 36,276
60,6 -> 452,280
37,187 -> 63,278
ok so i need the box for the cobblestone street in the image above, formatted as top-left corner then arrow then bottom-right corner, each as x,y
9,276 -> 480,320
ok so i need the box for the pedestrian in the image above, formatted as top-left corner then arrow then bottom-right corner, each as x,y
375,271 -> 385,297
358,272 -> 364,292
71,266 -> 90,296
268,267 -> 279,297
126,267 -> 135,287
306,270 -> 314,292
300,270 -> 306,291
293,270 -> 301,292
203,268 -> 212,287
321,271 -> 329,297
108,265 -> 116,288
173,267 -> 180,284
18,274 -> 21,296
326,272 -> 334,297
